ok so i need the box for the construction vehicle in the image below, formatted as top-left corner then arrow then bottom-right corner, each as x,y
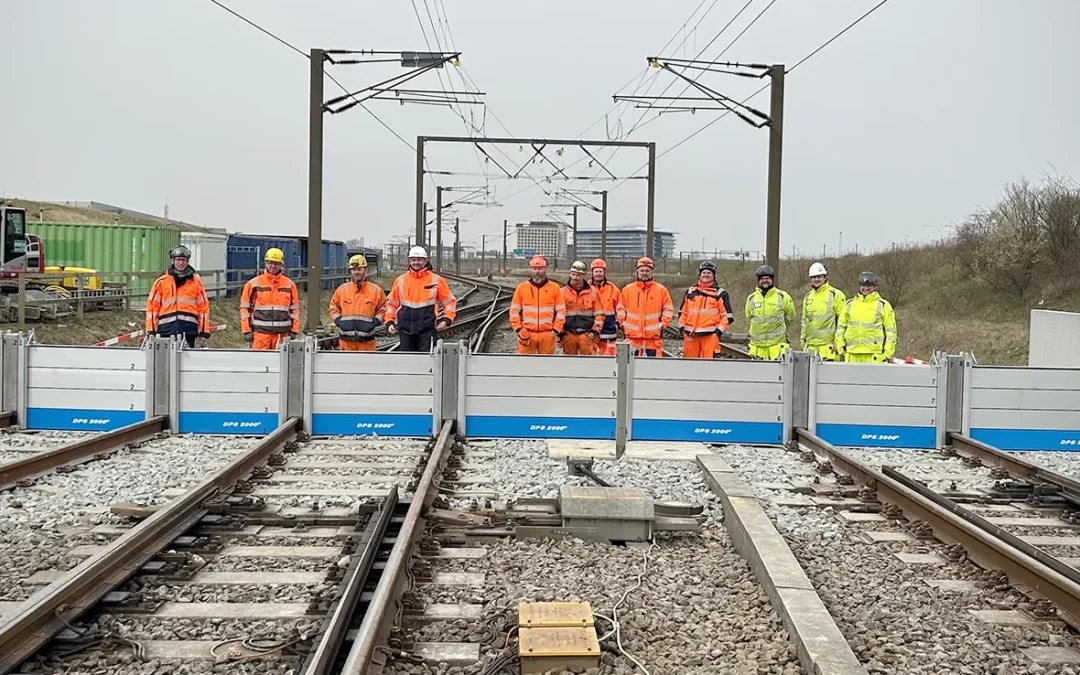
0,201 -> 44,280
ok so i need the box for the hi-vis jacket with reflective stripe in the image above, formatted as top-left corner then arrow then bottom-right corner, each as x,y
618,281 -> 675,339
561,281 -> 604,335
837,291 -> 897,358
592,279 -> 620,340
241,272 -> 299,335
329,280 -> 387,342
801,283 -> 846,348
677,283 -> 730,334
385,269 -> 457,335
745,287 -> 795,347
146,270 -> 210,338
510,278 -> 565,333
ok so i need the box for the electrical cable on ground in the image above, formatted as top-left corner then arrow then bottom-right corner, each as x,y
592,543 -> 657,675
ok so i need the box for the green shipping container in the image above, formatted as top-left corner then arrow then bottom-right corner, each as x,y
26,222 -> 181,294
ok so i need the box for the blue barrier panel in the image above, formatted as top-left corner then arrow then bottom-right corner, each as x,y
177,350 -> 281,435
463,354 -> 617,441
812,361 -> 943,449
966,365 -> 1080,451
311,413 -> 433,437
466,415 -> 615,440
178,412 -> 278,436
629,358 -> 788,445
308,352 -> 434,438
23,346 -> 148,432
26,408 -> 145,432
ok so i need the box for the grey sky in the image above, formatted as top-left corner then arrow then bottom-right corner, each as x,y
3,0 -> 1078,259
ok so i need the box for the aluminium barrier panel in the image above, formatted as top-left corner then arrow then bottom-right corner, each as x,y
628,357 -> 790,444
172,345 -> 282,435
809,359 -> 946,449
306,348 -> 436,437
963,360 -> 1080,450
462,353 -> 617,439
21,343 -> 148,431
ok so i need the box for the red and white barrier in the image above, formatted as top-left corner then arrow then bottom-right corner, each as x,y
94,324 -> 228,347
890,356 -> 929,365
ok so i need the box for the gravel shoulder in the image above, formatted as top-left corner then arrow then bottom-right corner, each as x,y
714,443 -> 1080,674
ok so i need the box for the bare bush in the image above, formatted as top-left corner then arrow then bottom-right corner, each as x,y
872,242 -> 919,307
1040,174 -> 1080,293
954,179 -> 1046,301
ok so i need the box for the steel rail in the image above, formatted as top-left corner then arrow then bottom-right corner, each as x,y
0,416 -> 168,493
0,411 -> 13,428
796,428 -> 1080,627
949,433 -> 1080,506
0,418 -> 301,674
301,486 -> 400,675
341,420 -> 456,674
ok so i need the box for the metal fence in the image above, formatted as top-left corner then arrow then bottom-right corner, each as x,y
1,267 -> 350,329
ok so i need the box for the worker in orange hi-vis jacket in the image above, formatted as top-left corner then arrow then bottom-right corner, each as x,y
617,256 -> 674,358
328,254 -> 386,352
509,255 -> 565,355
590,258 -> 620,356
240,247 -> 299,351
560,261 -> 604,355
677,260 -> 730,358
146,245 -> 211,349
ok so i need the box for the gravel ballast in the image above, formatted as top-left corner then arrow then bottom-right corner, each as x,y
714,442 -> 1080,674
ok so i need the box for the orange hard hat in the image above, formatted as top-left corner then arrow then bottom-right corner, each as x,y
636,256 -> 654,269
529,255 -> 548,268
590,258 -> 607,270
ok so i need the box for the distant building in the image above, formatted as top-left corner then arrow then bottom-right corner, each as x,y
514,221 -> 567,259
575,225 -> 676,260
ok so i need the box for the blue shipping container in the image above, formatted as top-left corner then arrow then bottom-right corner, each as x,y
225,234 -> 301,297
297,237 -> 348,289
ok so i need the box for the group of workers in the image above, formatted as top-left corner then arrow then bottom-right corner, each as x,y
145,244 -> 895,363
747,262 -> 897,362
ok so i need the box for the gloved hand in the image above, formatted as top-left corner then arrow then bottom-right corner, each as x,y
195,337 -> 208,349
289,332 -> 299,338
587,331 -> 598,340
436,320 -> 449,331
387,322 -> 398,334
517,328 -> 530,340
243,332 -> 254,343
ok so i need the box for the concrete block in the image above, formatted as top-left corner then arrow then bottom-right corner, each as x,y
894,552 -> 944,565
699,464 -> 756,499
1023,646 -> 1080,664
776,587 -> 866,674
969,609 -> 1035,625
695,453 -> 735,474
924,579 -> 980,593
725,498 -> 814,593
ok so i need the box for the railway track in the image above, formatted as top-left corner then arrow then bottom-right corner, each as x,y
0,420 -> 487,674
792,428 -> 1080,628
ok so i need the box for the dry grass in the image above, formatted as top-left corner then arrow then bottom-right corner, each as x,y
11,199 -> 173,228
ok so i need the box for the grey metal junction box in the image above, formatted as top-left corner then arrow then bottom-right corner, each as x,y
559,485 -> 654,543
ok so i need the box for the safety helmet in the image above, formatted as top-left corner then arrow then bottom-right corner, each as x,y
169,245 -> 191,260
590,258 -> 607,270
636,257 -> 654,269
698,260 -> 717,274
808,262 -> 827,277
408,245 -> 428,259
349,254 -> 368,269
858,271 -> 878,286
529,255 -> 548,268
755,264 -> 775,279
265,248 -> 285,264
570,261 -> 587,273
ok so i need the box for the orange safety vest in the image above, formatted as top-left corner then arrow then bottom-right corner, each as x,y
241,272 -> 299,335
678,283 -> 730,335
510,278 -> 566,333
146,270 -> 210,337
617,280 -> 675,339
329,280 -> 387,342
561,281 -> 604,335
592,279 -> 620,341
385,269 -> 457,335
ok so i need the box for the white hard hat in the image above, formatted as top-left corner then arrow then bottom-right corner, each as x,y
808,262 -> 828,277
408,246 -> 428,259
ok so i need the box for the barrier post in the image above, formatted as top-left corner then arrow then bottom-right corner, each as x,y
145,336 -> 172,420
16,335 -> 29,428
168,338 -> 181,434
934,356 -> 949,449
961,354 -> 974,436
302,337 -> 315,433
434,340 -> 462,431
615,342 -> 631,458
788,350 -> 811,440
945,354 -> 965,438
283,338 -> 307,428
1,333 -> 22,418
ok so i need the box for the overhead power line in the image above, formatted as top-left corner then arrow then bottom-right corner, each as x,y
788,0 -> 892,73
